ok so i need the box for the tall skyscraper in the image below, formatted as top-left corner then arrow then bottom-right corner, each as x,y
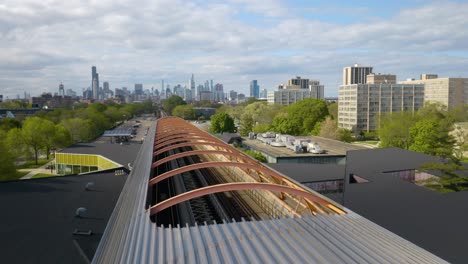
135,84 -> 143,95
250,80 -> 260,98
343,64 -> 373,85
58,83 -> 65,97
91,66 -> 99,100
190,74 -> 196,100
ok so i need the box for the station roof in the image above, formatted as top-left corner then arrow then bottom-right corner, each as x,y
92,118 -> 447,263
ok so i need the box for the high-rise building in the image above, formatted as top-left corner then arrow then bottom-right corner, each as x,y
400,75 -> 468,109
343,64 -> 373,85
135,84 -> 143,95
91,66 -> 99,100
259,88 -> 268,99
0,95 -> 3,103
58,83 -> 65,97
338,83 -> 424,132
250,80 -> 260,98
268,77 -> 324,105
190,74 -> 196,100
214,83 -> 224,102
366,73 -> 396,84
103,82 -> 109,92
288,76 -> 309,89
229,90 -> 238,101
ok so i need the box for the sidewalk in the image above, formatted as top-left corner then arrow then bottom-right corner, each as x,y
19,161 -> 56,180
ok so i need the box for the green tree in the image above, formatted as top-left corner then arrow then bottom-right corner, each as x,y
327,102 -> 338,120
239,114 -> 254,136
409,118 -> 454,158
271,99 -> 328,135
162,95 -> 186,115
8,117 -> 52,165
337,128 -> 354,143
61,118 -> 93,142
379,111 -> 417,149
210,112 -> 235,133
318,117 -> 338,140
172,105 -> 196,120
0,132 -> 16,181
252,123 -> 271,134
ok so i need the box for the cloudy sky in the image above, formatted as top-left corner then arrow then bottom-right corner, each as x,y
1,0 -> 468,99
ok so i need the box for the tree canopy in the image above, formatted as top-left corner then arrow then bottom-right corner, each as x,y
271,99 -> 328,135
210,112 -> 235,133
162,95 -> 186,115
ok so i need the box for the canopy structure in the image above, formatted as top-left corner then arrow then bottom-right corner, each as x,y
92,117 -> 447,263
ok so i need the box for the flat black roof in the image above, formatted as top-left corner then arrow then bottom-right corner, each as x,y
0,172 -> 128,263
344,147 -> 468,263
267,163 -> 345,182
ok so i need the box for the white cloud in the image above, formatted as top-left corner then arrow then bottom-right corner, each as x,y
1,1 -> 468,98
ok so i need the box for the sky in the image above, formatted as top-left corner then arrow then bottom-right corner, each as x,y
1,0 -> 468,99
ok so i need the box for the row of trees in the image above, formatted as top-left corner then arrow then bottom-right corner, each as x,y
379,104 -> 468,159
210,98 -> 351,141
0,100 -> 155,180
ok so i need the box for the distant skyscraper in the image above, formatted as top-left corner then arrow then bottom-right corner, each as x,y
259,88 -> 268,99
190,74 -> 196,100
0,94 -> 3,103
135,84 -> 143,95
343,64 -> 373,85
250,80 -> 260,98
103,81 -> 109,91
91,66 -> 100,100
58,83 -> 65,97
229,90 -> 238,101
214,83 -> 224,102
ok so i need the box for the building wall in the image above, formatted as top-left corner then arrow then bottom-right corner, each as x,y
338,84 -> 424,132
366,74 -> 396,84
267,88 -> 324,105
401,77 -> 468,109
343,65 -> 373,85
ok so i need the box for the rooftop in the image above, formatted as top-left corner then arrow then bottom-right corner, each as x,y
243,136 -> 366,158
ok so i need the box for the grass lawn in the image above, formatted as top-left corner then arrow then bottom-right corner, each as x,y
0,170 -> 30,182
32,173 -> 56,179
16,158 -> 52,169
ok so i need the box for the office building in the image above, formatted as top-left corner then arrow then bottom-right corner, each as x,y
229,90 -> 238,101
250,80 -> 260,98
288,76 -> 310,89
268,77 -> 324,105
190,74 -> 195,100
338,83 -> 424,132
58,83 -> 65,97
343,64 -> 373,85
214,83 -> 224,102
259,88 -> 268,99
135,84 -> 143,96
366,73 -> 396,84
400,74 -> 468,109
91,66 -> 99,100
0,95 -> 3,103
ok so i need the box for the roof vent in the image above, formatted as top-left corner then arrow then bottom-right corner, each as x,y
85,182 -> 94,191
75,207 -> 87,218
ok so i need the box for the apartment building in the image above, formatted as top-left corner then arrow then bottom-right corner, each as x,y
400,74 -> 468,109
338,83 -> 424,132
268,77 -> 324,105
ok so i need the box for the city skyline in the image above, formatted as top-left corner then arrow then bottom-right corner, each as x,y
1,1 -> 468,99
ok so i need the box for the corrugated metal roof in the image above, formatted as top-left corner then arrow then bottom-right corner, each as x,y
92,120 -> 448,264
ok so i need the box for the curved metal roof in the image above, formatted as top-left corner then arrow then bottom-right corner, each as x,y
92,117 -> 447,263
